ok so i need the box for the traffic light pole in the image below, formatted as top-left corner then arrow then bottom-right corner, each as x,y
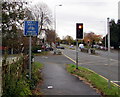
76,38 -> 78,69
76,23 -> 83,69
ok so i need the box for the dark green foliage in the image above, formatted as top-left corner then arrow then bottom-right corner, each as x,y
2,54 -> 43,96
2,2 -> 26,53
2,56 -> 31,97
102,19 -> 120,49
30,62 -> 43,89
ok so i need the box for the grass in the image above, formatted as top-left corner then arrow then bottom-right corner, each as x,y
66,64 -> 120,97
31,62 -> 44,95
33,62 -> 43,72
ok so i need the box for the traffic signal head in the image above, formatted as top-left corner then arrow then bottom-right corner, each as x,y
76,23 -> 83,39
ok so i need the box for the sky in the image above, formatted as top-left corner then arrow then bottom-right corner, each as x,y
28,0 -> 119,39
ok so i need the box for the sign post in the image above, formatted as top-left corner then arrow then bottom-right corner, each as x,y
76,23 -> 83,69
29,36 -> 32,80
24,21 -> 38,80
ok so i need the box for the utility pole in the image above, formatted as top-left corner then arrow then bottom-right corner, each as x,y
107,17 -> 111,88
54,4 -> 62,49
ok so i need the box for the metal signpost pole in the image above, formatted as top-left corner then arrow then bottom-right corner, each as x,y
24,21 -> 38,80
76,38 -> 78,69
107,18 -> 111,88
29,35 -> 32,80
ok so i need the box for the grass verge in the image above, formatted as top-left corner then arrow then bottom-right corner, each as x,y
66,64 -> 120,97
31,62 -> 44,95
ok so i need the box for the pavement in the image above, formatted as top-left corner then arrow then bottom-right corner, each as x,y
35,52 -> 101,96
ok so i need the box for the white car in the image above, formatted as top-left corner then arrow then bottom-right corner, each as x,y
79,44 -> 84,49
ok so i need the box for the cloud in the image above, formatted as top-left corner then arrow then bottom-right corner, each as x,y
29,0 -> 119,39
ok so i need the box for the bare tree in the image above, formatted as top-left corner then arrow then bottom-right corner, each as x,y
45,29 -> 55,44
29,3 -> 52,35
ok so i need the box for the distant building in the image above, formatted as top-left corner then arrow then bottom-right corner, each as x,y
118,1 -> 120,19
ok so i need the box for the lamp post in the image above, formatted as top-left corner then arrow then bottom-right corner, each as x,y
99,21 -> 107,49
107,17 -> 111,88
54,4 -> 62,49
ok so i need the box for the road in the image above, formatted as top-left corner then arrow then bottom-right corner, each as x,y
35,54 -> 100,96
96,50 -> 118,61
62,48 -> 119,86
62,44 -> 119,61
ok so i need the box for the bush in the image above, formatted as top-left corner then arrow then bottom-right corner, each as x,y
2,56 -> 32,96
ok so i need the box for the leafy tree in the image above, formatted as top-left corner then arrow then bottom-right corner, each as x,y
84,32 -> 102,45
102,19 -> 120,49
63,35 -> 74,45
2,1 -> 26,54
110,20 -> 119,48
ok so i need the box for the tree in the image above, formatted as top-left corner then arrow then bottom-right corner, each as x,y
63,35 -> 74,45
29,3 -> 52,35
45,29 -> 55,45
2,1 -> 26,54
84,32 -> 102,45
2,1 -> 53,54
102,19 -> 120,49
110,19 -> 119,49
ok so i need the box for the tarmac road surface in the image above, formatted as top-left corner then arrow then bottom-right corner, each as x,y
35,53 -> 101,96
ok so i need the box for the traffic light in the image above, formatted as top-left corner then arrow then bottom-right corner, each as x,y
76,23 -> 83,39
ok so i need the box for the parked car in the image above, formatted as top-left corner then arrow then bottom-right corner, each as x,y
56,46 -> 65,49
45,47 -> 53,51
99,46 -> 108,50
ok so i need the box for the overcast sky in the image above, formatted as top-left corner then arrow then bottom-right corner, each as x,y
28,0 -> 119,39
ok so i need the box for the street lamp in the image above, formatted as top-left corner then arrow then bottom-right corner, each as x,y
99,21 -> 107,50
107,17 -> 111,88
54,4 -> 62,48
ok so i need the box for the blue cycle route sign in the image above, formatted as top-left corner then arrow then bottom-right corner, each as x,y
24,21 -> 38,36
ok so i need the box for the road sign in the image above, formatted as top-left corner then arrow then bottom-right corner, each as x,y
76,23 -> 83,39
24,21 -> 38,36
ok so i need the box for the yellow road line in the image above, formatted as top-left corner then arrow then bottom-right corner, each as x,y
63,53 -> 120,88
63,54 -> 76,63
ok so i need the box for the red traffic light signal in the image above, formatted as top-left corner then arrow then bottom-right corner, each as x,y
78,25 -> 83,29
76,23 -> 83,39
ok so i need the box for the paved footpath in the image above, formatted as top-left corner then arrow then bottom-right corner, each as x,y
35,53 -> 101,96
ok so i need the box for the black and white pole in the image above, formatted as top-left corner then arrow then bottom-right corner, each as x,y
29,36 -> 32,80
107,18 -> 111,88
76,38 -> 78,69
